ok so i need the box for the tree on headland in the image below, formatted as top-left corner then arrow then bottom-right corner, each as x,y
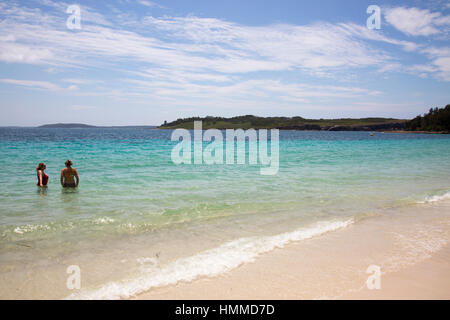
406,104 -> 450,132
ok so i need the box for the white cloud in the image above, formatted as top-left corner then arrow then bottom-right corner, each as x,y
62,78 -> 104,85
384,7 -> 450,36
336,23 -> 419,51
431,57 -> 450,80
0,78 -> 81,91
124,78 -> 382,108
0,78 -> 61,90
0,2 -> 414,76
0,42 -> 54,64
68,104 -> 96,111
421,47 -> 450,81
138,16 -> 408,74
376,62 -> 402,73
422,46 -> 450,57
136,0 -> 164,8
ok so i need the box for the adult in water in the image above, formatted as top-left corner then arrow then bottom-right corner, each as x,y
61,160 -> 79,188
36,163 -> 49,187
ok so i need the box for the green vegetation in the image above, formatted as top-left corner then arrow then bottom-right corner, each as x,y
405,105 -> 450,133
159,105 -> 450,133
159,115 -> 407,131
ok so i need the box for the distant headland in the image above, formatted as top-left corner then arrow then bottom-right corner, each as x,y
159,104 -> 449,133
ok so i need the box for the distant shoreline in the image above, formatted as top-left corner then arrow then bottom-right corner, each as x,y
1,126 -> 447,134
158,106 -> 449,133
5,113 -> 448,134
382,130 -> 449,134
1,126 -> 446,134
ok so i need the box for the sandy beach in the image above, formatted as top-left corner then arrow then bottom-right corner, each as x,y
135,201 -> 450,300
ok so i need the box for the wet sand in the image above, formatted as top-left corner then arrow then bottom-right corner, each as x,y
135,202 -> 450,300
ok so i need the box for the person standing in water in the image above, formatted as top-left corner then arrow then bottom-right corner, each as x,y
61,160 -> 79,188
36,163 -> 49,187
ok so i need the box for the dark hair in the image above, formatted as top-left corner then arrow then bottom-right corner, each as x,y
65,160 -> 73,167
36,163 -> 46,171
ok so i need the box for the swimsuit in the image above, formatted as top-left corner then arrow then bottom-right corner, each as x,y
37,172 -> 49,186
63,183 -> 76,188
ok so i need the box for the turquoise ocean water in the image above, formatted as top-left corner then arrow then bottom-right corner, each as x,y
0,128 -> 449,299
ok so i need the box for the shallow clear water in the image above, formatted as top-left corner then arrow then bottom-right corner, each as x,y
0,128 -> 449,298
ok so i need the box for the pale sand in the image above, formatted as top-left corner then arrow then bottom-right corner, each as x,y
135,203 -> 450,300
340,245 -> 450,299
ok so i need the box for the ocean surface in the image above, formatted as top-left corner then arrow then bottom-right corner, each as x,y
0,128 -> 449,299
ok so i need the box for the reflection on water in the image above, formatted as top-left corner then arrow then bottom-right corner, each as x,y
61,187 -> 79,194
60,187 -> 80,214
36,187 -> 48,196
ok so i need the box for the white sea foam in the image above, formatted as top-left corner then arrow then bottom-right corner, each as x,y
13,224 -> 50,234
66,218 -> 353,300
93,217 -> 115,225
9,217 -> 115,236
418,191 -> 450,204
385,222 -> 449,272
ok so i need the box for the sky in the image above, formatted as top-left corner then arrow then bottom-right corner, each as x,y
0,0 -> 449,126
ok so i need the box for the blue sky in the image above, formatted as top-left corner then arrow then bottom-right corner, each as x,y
0,0 -> 449,126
